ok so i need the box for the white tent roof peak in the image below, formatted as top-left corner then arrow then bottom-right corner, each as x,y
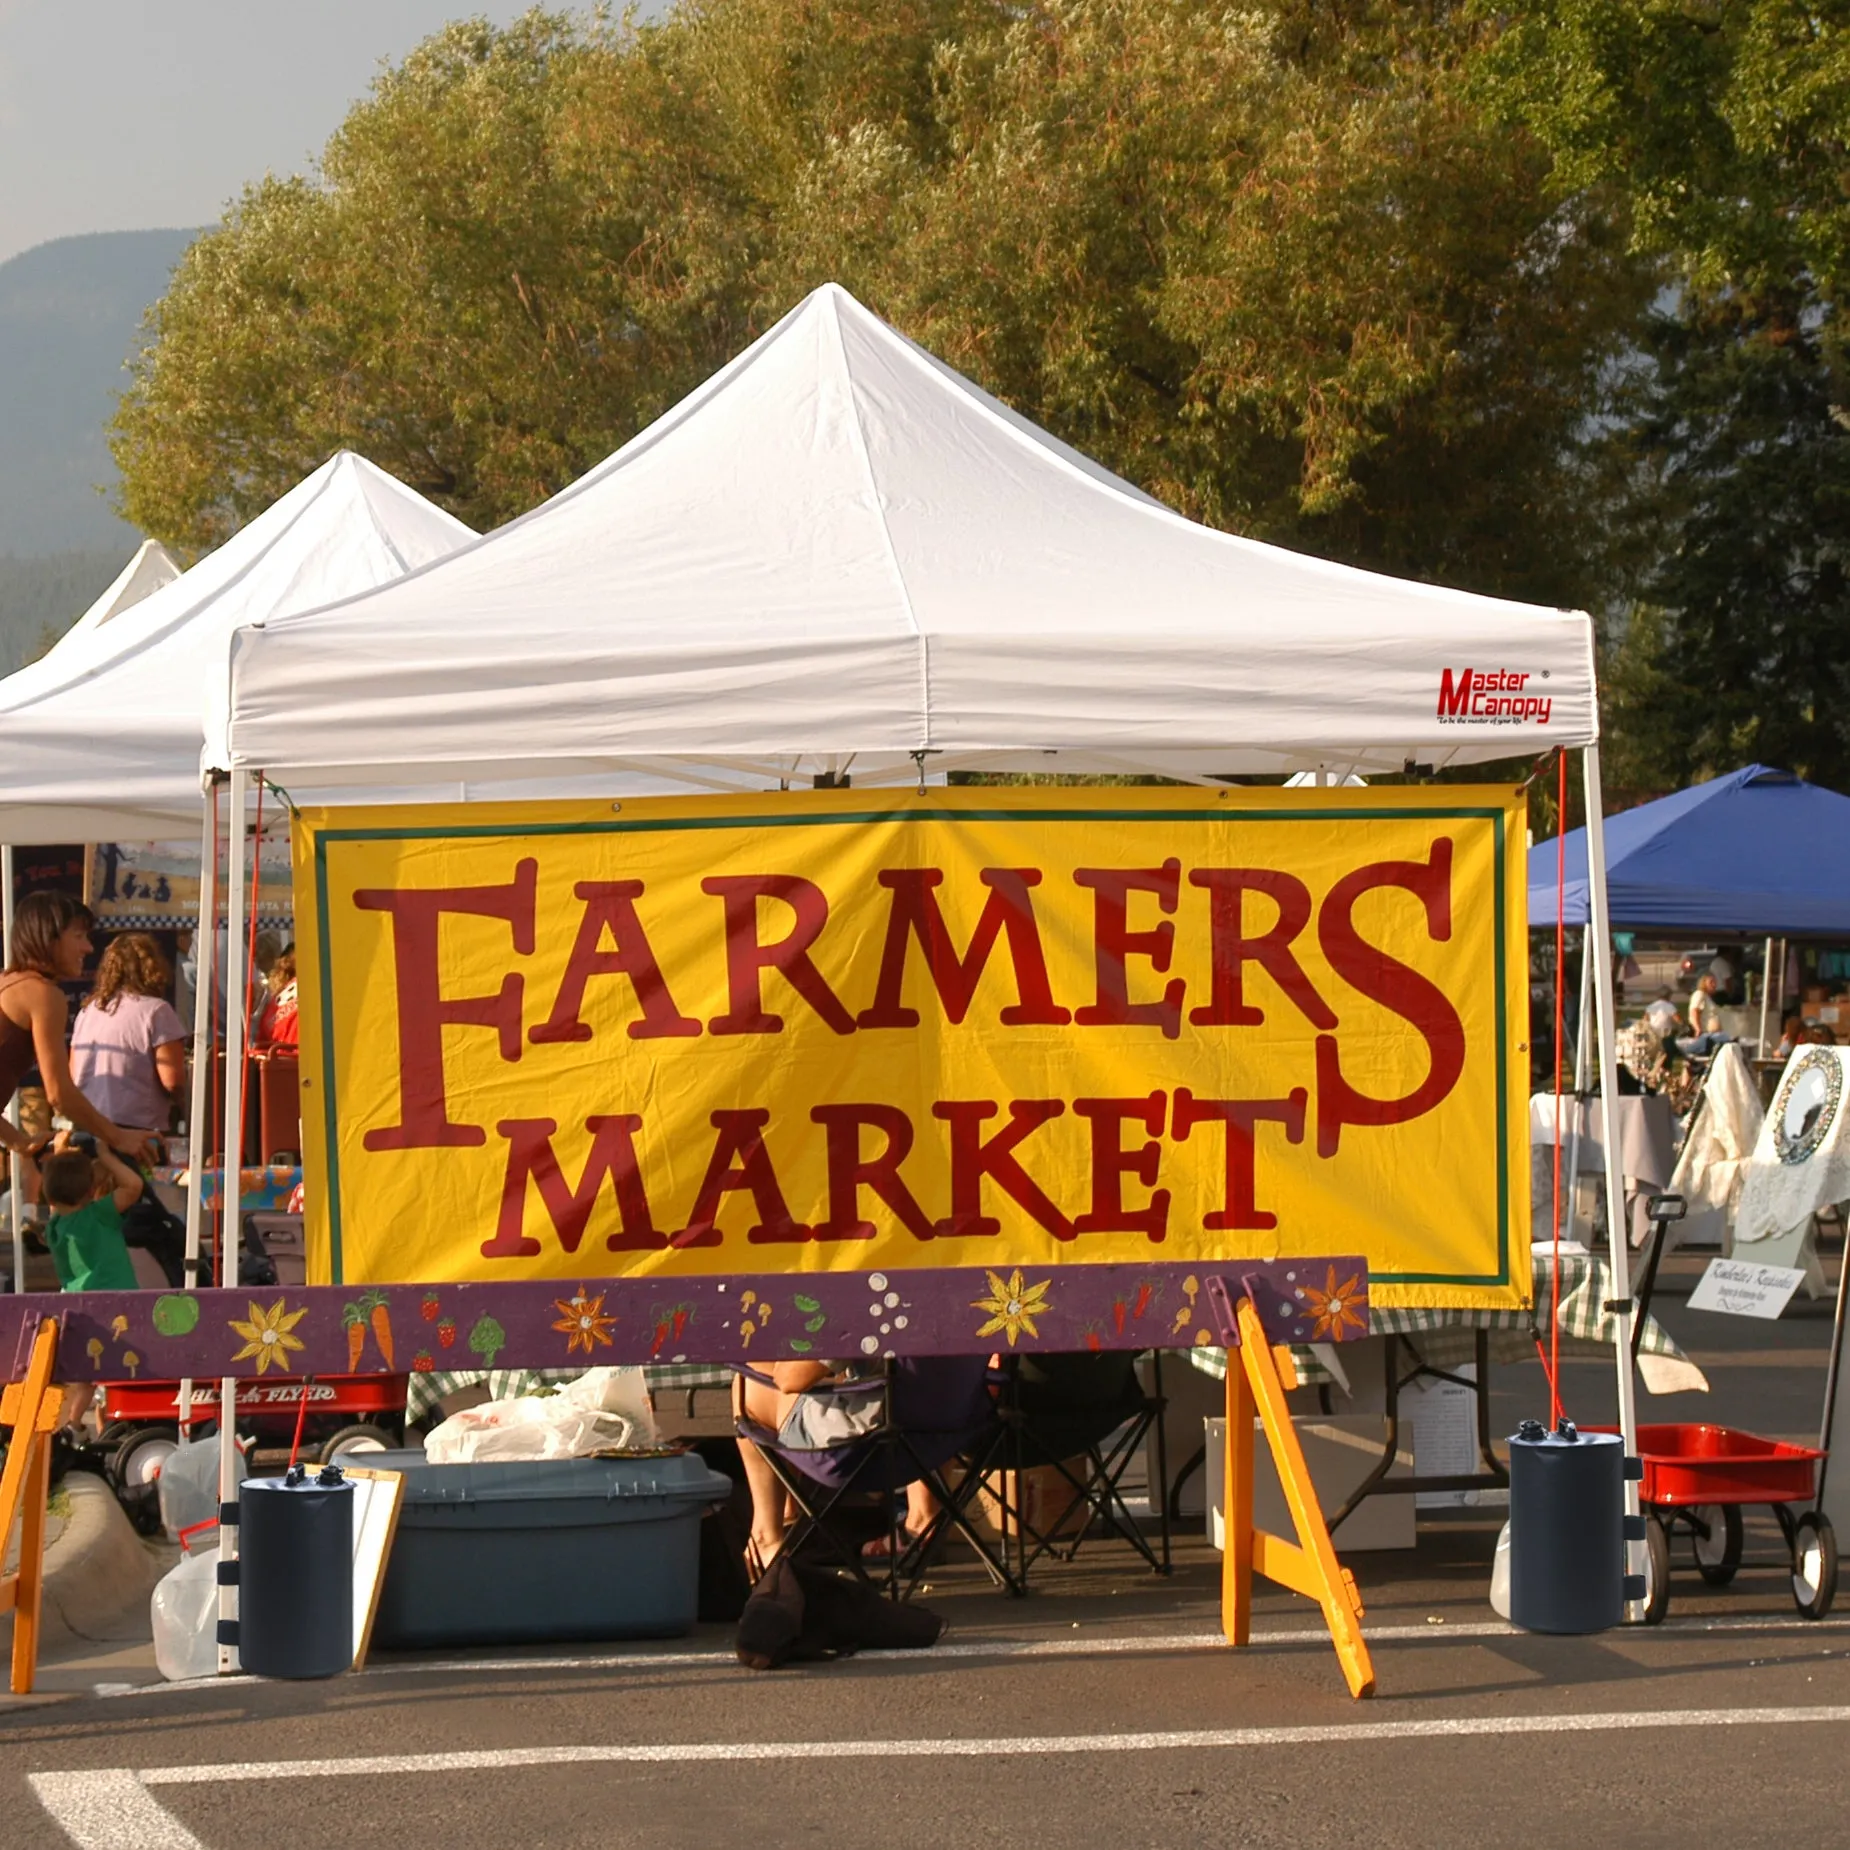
0,452 -> 475,843
38,538 -> 182,673
222,284 -> 1599,788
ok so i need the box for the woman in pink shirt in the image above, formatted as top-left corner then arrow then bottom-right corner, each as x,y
71,933 -> 187,1139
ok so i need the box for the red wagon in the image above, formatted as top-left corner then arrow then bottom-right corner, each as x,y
1596,1424 -> 1837,1623
97,1375 -> 407,1529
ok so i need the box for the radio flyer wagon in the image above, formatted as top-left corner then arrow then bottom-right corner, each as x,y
1588,1188 -> 1842,1624
1619,1424 -> 1836,1624
98,1374 -> 407,1530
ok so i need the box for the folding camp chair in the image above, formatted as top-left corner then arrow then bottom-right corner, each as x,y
734,1354 -> 1022,1599
983,1350 -> 1171,1586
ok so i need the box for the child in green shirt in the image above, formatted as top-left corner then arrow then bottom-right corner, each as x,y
42,1141 -> 144,1294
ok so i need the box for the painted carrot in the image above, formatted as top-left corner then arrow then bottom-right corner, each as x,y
1112,1299 -> 1127,1335
365,1294 -> 395,1370
343,1305 -> 366,1371
1133,1282 -> 1153,1321
672,1306 -> 689,1340
650,1319 -> 671,1356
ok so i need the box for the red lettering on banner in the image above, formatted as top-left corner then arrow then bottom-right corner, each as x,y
483,1115 -> 663,1258
1314,839 -> 1466,1156
1074,859 -> 1185,1040
678,1108 -> 808,1245
703,875 -> 855,1036
1171,1087 -> 1307,1230
356,860 -> 537,1150
1188,868 -> 1336,1030
811,1103 -> 933,1241
530,881 -> 698,1044
1072,1091 -> 1170,1242
931,1099 -> 1071,1240
857,869 -> 1070,1028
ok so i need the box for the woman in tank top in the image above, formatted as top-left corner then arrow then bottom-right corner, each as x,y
0,892 -> 153,1161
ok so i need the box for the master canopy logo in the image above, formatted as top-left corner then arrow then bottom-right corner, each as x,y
1435,667 -> 1552,726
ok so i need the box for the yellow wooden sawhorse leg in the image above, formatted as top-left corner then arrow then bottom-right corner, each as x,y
1,1318 -> 66,1695
1220,1291 -> 1375,1699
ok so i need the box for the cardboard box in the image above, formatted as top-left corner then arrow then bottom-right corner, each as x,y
1204,1414 -> 1415,1552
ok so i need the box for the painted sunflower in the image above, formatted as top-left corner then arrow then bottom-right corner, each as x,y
553,1287 -> 617,1355
228,1298 -> 309,1376
1301,1265 -> 1367,1341
971,1268 -> 1051,1348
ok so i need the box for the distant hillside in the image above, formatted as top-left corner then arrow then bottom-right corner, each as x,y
0,228 -> 199,556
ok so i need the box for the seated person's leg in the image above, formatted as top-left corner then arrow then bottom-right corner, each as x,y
734,1371 -> 788,1572
734,1361 -> 838,1574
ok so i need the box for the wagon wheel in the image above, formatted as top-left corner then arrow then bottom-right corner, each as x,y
1791,1511 -> 1838,1620
1689,1504 -> 1743,1586
1640,1513 -> 1672,1624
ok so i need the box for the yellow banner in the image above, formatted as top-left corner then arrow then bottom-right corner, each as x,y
295,787 -> 1530,1309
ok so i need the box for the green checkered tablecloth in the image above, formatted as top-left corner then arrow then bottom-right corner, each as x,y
1187,1249 -> 1707,1396
403,1362 -> 733,1429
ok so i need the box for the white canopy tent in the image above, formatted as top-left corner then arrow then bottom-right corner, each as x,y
0,454 -> 472,845
203,283 -> 1643,1629
215,284 -> 1593,792
0,453 -> 477,1338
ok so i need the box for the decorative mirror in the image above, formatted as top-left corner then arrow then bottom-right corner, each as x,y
1774,1047 -> 1843,1166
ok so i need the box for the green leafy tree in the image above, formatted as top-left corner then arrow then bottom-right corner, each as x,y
114,1 -> 1649,619
1486,0 -> 1850,789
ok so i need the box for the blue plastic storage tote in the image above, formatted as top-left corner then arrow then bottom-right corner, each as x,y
360,1449 -> 730,1648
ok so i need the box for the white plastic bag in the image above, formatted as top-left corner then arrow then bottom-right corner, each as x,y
1490,1518 -> 1512,1619
158,1435 -> 246,1542
151,1539 -> 221,1682
423,1366 -> 659,1464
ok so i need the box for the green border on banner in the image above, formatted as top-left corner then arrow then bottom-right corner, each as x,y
310,804 -> 1513,1292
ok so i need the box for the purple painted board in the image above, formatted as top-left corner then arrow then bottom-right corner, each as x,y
0,1259 -> 1367,1383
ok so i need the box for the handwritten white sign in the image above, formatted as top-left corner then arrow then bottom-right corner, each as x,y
1687,1259 -> 1807,1320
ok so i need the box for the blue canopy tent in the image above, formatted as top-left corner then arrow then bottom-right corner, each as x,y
1530,764 -> 1850,936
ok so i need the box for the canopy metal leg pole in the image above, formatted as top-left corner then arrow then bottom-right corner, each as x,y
178,792 -> 220,1430
2,845 -> 19,1296
1759,935 -> 1777,1056
1582,744 -> 1643,1612
218,769 -> 249,1675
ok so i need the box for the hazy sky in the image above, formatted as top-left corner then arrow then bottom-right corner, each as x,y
0,1 -> 551,267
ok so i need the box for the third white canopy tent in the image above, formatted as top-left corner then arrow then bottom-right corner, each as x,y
25,284 -> 1645,1621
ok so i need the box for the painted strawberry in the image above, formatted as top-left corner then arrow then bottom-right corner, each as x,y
437,1318 -> 457,1348
412,1350 -> 436,1373
421,1294 -> 441,1323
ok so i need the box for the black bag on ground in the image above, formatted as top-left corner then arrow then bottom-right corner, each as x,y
736,1553 -> 944,1670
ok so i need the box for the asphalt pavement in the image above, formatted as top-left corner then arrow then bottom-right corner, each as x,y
8,1254 -> 1849,1850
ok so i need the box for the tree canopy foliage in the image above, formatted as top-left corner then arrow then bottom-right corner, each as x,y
112,0 -> 1647,621
112,1 -> 1850,798
1485,0 -> 1850,791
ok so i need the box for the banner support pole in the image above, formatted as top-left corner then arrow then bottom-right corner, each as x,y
178,787 -> 220,1431
1582,743 -> 1643,1614
217,769 -> 249,1674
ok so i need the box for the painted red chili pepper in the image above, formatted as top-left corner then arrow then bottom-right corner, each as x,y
1133,1283 -> 1153,1320
672,1307 -> 689,1340
1085,1329 -> 1102,1352
651,1320 -> 671,1356
1112,1300 -> 1127,1335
